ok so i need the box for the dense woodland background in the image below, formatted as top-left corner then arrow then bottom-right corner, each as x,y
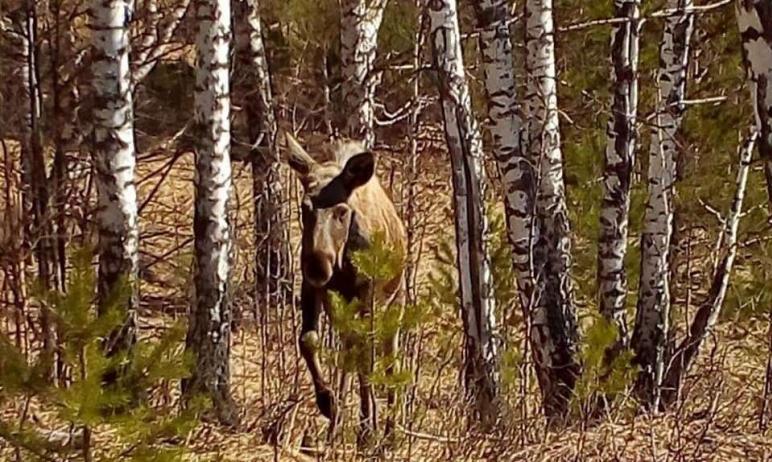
0,0 -> 772,460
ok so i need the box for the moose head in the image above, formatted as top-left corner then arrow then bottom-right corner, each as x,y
284,132 -> 375,288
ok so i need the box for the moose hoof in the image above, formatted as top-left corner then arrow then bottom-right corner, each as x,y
316,388 -> 337,421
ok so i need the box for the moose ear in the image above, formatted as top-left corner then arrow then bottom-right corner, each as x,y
283,131 -> 316,176
342,152 -> 375,191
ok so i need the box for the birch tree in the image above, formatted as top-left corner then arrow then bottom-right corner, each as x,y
524,0 -> 581,420
233,0 -> 290,316
735,0 -> 772,207
598,0 -> 640,344
661,132 -> 757,404
132,0 -> 192,85
631,0 -> 694,409
90,0 -> 140,354
183,0 -> 238,425
473,0 -> 532,312
340,0 -> 387,148
427,0 -> 500,427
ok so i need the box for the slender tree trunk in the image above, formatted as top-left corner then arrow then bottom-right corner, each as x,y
598,0 -> 640,345
183,0 -> 238,426
474,0 -> 532,311
49,0 -> 82,292
90,0 -> 140,355
17,1 -> 56,378
49,0 -> 82,384
474,0 -> 563,427
427,0 -> 500,427
234,0 -> 291,322
404,5 -> 426,312
524,0 -> 581,422
735,0 -> 772,208
339,0 -> 387,148
661,132 -> 757,405
632,0 -> 694,409
131,0 -> 191,85
50,0 -> 66,292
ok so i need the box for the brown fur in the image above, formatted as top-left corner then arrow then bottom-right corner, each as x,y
284,133 -> 406,444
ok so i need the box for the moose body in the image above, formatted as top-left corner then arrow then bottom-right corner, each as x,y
284,133 -> 407,444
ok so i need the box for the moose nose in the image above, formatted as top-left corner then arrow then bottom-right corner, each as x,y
304,255 -> 333,288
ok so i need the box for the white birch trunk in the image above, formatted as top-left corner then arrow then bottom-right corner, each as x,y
427,0 -> 500,427
662,132 -> 757,404
474,0 -> 532,311
735,0 -> 772,207
524,0 -> 581,420
90,0 -> 139,353
598,0 -> 640,344
632,0 -> 694,409
184,0 -> 238,426
340,0 -> 386,148
132,0 -> 191,85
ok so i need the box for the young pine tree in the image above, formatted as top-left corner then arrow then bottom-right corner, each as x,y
0,248 -> 203,462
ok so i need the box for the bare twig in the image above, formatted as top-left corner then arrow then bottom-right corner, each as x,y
560,0 -> 731,32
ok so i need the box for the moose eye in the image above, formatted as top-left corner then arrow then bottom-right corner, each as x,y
334,205 -> 349,221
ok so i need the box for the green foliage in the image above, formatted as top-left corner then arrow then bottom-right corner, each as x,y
500,347 -> 524,393
380,0 -> 418,56
565,128 -> 605,305
170,250 -> 194,294
271,0 -> 339,52
0,247 -> 203,462
571,314 -> 637,416
327,232 -> 417,387
426,235 -> 459,308
350,231 -> 404,285
725,241 -> 772,322
487,212 -> 518,312
323,230 -> 437,444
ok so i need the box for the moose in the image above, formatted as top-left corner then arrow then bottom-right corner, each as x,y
283,133 -> 407,444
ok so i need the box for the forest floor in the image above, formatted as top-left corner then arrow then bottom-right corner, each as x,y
2,139 -> 772,461
172,318 -> 772,462
2,318 -> 772,461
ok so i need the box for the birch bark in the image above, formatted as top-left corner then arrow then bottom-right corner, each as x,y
662,132 -> 757,404
90,0 -> 140,354
183,0 -> 238,426
427,0 -> 500,426
132,0 -> 191,85
632,0 -> 694,409
735,0 -> 772,207
598,0 -> 640,344
340,0 -> 387,147
524,0 -> 581,420
474,0 -> 532,314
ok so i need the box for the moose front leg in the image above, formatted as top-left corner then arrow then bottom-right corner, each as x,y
383,283 -> 405,445
298,283 -> 337,424
382,335 -> 398,447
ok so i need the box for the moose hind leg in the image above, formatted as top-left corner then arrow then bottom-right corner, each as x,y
384,282 -> 405,442
383,327 -> 400,443
299,284 -> 337,422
